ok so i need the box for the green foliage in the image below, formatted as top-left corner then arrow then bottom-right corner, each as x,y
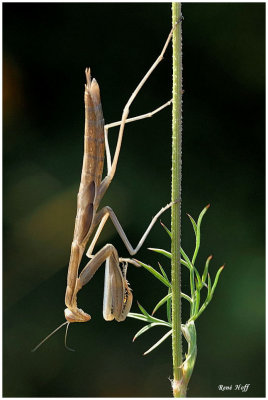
128,205 -> 224,358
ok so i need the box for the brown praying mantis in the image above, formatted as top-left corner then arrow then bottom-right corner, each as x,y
32,22 -> 179,352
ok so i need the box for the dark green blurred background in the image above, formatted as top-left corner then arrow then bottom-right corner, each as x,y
3,3 -> 265,397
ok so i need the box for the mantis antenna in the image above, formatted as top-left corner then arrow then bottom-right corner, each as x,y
31,321 -> 68,352
64,322 -> 75,352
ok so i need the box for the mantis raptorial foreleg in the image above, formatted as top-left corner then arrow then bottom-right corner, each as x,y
65,244 -> 132,323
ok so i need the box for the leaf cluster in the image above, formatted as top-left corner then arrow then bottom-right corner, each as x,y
128,205 -> 224,355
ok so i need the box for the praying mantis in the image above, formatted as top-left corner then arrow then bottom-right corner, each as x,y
32,22 -> 179,351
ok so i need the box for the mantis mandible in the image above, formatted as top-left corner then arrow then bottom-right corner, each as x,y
32,23 -> 178,351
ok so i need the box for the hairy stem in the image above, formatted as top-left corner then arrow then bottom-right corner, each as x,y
171,2 -> 183,397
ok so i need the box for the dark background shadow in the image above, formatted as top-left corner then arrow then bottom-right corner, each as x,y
3,3 -> 265,397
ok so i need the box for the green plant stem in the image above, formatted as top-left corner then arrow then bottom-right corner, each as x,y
171,2 -> 183,398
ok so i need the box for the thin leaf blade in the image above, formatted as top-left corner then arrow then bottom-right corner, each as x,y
152,293 -> 172,315
148,248 -> 171,259
211,265 -> 224,297
134,259 -> 171,288
187,213 -> 197,235
160,221 -> 171,237
133,322 -> 169,341
202,255 -> 213,284
158,262 -> 170,283
143,330 -> 172,355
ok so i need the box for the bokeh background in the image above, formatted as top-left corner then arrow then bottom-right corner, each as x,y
3,3 -> 265,397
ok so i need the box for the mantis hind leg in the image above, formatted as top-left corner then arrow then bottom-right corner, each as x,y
86,202 -> 173,259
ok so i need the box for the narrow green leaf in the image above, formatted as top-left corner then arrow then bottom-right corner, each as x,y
187,213 -> 197,235
152,293 -> 172,315
137,302 -> 151,318
133,322 -> 168,341
202,255 -> 213,284
181,248 -> 201,286
133,324 -> 153,341
143,329 -> 172,355
189,266 -> 224,322
158,262 -> 170,283
134,259 -> 171,288
197,204 -> 210,226
208,273 -> 212,296
181,258 -> 191,269
179,247 -> 192,271
180,247 -> 192,266
128,312 -> 171,327
194,267 -> 202,290
193,288 -> 200,315
181,247 -> 203,290
148,248 -> 171,259
147,316 -> 171,326
145,250 -> 190,270
190,281 -> 211,321
192,204 -> 210,266
160,221 -> 171,237
127,313 -> 151,323
181,292 -> 193,303
153,291 -> 192,316
211,265 -> 224,297
190,266 -> 195,301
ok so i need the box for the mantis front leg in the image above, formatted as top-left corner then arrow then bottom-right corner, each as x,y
32,243 -> 132,351
65,244 -> 132,323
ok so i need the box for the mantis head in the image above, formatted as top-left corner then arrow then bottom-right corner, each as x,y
64,307 -> 91,323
